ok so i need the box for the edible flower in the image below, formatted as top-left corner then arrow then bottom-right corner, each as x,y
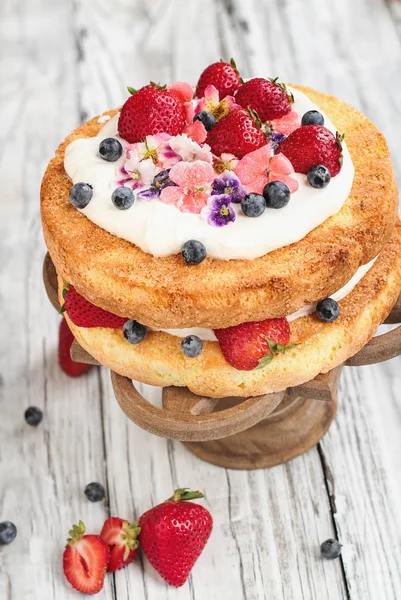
213,153 -> 239,174
168,133 -> 213,163
160,160 -> 215,213
195,84 -> 239,121
137,169 -> 177,200
211,170 -> 246,203
235,145 -> 299,195
201,194 -> 236,227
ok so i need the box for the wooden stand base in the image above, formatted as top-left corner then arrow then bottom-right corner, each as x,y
182,393 -> 337,469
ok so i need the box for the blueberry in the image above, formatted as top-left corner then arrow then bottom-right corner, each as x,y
99,137 -> 123,162
241,193 -> 266,218
84,482 -> 106,503
182,240 -> 207,265
181,335 -> 203,357
193,111 -> 217,131
123,320 -> 147,344
0,522 -> 17,545
24,406 -> 43,427
111,186 -> 135,210
307,165 -> 331,189
70,182 -> 93,209
316,298 -> 340,322
302,110 -> 324,126
263,181 -> 291,209
320,538 -> 342,559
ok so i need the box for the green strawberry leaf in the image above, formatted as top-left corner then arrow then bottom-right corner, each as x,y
268,77 -> 294,103
127,86 -> 137,95
255,338 -> 300,370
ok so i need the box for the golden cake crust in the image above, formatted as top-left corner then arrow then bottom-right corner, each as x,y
61,221 -> 401,398
42,86 -> 398,329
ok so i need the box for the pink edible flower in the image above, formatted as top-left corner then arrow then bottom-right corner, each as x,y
235,145 -> 299,195
168,133 -> 213,163
195,84 -> 239,121
168,81 -> 194,104
160,160 -> 215,214
271,110 -> 301,135
184,120 -> 208,144
213,153 -> 239,174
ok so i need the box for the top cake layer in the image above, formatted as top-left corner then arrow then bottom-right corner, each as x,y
41,83 -> 398,329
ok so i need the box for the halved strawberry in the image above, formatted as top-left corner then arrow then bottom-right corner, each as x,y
63,521 -> 110,595
100,517 -> 140,572
58,318 -> 92,377
63,286 -> 127,329
214,318 -> 297,371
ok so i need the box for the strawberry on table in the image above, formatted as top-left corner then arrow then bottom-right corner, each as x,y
214,317 -> 297,371
235,77 -> 293,120
58,318 -> 92,377
63,521 -> 110,595
207,107 -> 268,159
277,125 -> 344,176
63,286 -> 127,328
196,58 -> 241,99
100,517 -> 140,572
139,488 -> 213,587
118,83 -> 186,144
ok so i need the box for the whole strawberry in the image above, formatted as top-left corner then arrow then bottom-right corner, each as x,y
214,317 -> 297,371
277,125 -> 344,176
63,521 -> 110,595
235,77 -> 293,120
196,58 -> 241,99
118,84 -> 186,143
63,286 -> 127,328
100,517 -> 140,572
207,108 -> 267,158
58,318 -> 92,377
139,488 -> 213,587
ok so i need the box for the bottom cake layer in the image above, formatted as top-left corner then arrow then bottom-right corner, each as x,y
60,221 -> 401,398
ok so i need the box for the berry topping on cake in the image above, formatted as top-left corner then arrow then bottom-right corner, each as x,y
277,125 -> 344,176
307,164 -> 331,188
196,58 -> 241,100
111,186 -> 135,210
24,406 -> 43,426
100,517 -> 140,572
241,193 -> 266,218
207,108 -> 267,159
63,286 -> 127,329
70,182 -> 93,209
180,335 -> 203,357
214,317 -> 297,371
122,320 -> 147,344
235,77 -> 293,121
316,298 -> 340,322
182,240 -> 207,264
193,110 -> 217,131
99,138 -> 123,162
302,110 -> 324,126
118,84 -> 186,144
263,181 -> 291,209
84,482 -> 106,502
63,521 -> 110,595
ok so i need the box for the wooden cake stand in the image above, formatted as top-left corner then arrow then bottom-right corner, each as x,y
43,253 -> 401,470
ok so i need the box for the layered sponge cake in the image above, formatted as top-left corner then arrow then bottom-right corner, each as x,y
41,60 -> 401,397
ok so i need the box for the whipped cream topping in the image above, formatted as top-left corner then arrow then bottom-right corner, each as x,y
64,86 -> 355,260
153,256 -> 378,341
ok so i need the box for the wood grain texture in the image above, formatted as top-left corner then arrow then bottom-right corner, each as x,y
1,0 -> 401,599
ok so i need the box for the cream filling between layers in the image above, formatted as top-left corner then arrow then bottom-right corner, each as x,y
64,86 -> 355,260
151,256 -> 378,341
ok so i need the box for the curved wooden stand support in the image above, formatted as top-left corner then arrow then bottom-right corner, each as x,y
43,253 -> 401,469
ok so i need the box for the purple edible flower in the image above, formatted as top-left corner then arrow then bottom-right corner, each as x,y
137,169 -> 177,200
211,170 -> 246,204
202,194 -> 236,227
270,131 -> 287,150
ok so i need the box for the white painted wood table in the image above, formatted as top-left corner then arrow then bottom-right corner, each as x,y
1,0 -> 401,598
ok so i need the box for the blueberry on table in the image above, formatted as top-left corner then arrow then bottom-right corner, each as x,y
182,240 -> 207,265
112,186 -> 135,210
123,320 -> 147,344
320,538 -> 342,559
84,482 -> 106,503
302,110 -> 324,126
0,521 -> 17,545
307,165 -> 331,189
24,406 -> 43,427
181,335 -> 203,357
99,137 -> 123,162
193,111 -> 217,131
263,181 -> 291,209
316,298 -> 340,322
70,183 -> 93,209
241,193 -> 266,217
